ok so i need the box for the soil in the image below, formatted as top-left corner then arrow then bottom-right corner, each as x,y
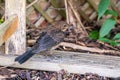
0,67 -> 116,80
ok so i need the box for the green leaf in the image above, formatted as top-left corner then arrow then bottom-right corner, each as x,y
99,37 -> 116,46
99,37 -> 111,43
89,30 -> 99,39
98,0 -> 110,20
110,41 -> 117,46
115,42 -> 120,46
99,18 -> 116,37
0,19 -> 4,25
113,33 -> 120,40
104,10 -> 118,17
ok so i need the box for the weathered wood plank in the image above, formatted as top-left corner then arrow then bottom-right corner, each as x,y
0,51 -> 120,78
5,0 -> 26,54
0,15 -> 18,46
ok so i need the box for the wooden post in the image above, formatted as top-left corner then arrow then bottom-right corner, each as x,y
5,0 -> 26,54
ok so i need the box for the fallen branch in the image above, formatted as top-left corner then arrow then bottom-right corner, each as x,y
27,40 -> 120,55
68,0 -> 88,36
59,42 -> 120,56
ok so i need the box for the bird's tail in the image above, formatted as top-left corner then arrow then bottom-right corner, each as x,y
15,48 -> 35,64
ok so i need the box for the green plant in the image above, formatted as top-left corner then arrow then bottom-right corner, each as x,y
89,0 -> 120,46
0,17 -> 4,25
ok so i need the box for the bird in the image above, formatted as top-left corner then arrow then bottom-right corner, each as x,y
15,21 -> 70,64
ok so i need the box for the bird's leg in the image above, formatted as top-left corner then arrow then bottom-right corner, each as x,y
44,44 -> 60,59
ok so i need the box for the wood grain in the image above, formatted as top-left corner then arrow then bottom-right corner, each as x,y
3,16 -> 18,42
0,51 -> 120,78
0,15 -> 17,46
5,0 -> 26,54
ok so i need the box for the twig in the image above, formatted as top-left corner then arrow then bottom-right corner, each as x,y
78,8 -> 90,22
26,0 -> 38,9
65,1 -> 77,28
97,40 -> 119,51
0,5 -> 4,11
0,62 -> 17,70
27,39 -> 35,45
68,0 -> 88,36
59,42 -> 120,56
87,0 -> 98,11
49,7 -> 65,10
64,0 -> 69,24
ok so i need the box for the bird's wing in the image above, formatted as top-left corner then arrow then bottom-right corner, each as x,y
32,32 -> 58,53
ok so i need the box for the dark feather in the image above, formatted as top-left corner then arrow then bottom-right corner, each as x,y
15,33 -> 58,64
15,21 -> 69,64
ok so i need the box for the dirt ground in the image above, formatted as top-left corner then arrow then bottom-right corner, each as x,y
0,67 -> 117,80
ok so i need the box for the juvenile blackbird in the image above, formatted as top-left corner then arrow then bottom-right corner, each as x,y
15,21 -> 70,64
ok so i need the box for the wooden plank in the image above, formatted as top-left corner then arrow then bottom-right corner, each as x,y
5,0 -> 26,54
0,51 -> 120,78
0,15 -> 18,46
